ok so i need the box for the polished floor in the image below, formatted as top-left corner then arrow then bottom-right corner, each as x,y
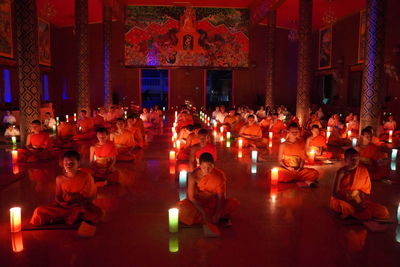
0,115 -> 400,267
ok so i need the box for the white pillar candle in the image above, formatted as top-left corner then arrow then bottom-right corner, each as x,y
352,138 -> 357,147
179,171 -> 187,187
251,150 -> 258,163
391,149 -> 398,161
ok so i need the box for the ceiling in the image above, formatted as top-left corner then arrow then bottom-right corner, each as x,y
36,0 -> 365,29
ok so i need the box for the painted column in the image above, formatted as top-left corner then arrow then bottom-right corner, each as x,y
359,0 -> 387,133
15,0 -> 41,143
295,0 -> 312,126
265,10 -> 276,109
75,0 -> 90,114
103,3 -> 113,108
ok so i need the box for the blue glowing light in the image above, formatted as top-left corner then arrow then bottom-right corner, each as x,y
3,69 -> 12,103
43,74 -> 49,101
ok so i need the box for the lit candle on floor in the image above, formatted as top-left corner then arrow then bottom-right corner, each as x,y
179,171 -> 187,187
11,232 -> 24,253
220,126 -> 224,133
163,107 -> 166,111
11,136 -> 16,146
10,207 -> 21,232
124,111 -> 127,118
238,149 -> 243,158
308,149 -> 315,164
219,135 -> 224,142
169,150 -> 176,161
238,138 -> 243,149
12,150 -> 18,163
352,138 -> 357,147
168,208 -> 179,233
169,235 -> 179,253
66,114 -> 69,122
52,125 -> 56,134
251,150 -> 258,163
269,140 -> 272,148
327,126 -> 332,132
389,130 -> 393,143
74,113 -> 77,122
347,130 -> 351,138
176,140 -> 181,150
391,149 -> 398,161
56,116 -> 59,125
269,132 -> 273,139
270,186 -> 278,202
271,168 -> 279,185
213,120 -> 217,128
251,164 -> 257,174
226,132 -> 231,141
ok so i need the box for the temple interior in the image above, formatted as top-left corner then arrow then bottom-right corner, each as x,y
1,0 -> 400,266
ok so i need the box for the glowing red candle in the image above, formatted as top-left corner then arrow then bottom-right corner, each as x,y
269,132 -> 273,139
176,140 -> 181,150
169,150 -> 176,161
271,168 -> 279,185
308,149 -> 315,164
238,150 -> 243,159
389,130 -> 393,143
10,207 -> 21,232
238,138 -> 243,149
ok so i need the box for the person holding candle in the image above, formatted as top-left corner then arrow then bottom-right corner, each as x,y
178,152 -> 239,236
177,124 -> 202,161
305,125 -> 332,161
189,129 -> 217,172
93,108 -> 106,129
110,118 -> 137,161
30,150 -> 103,227
18,120 -> 53,162
276,123 -> 319,187
43,112 -> 56,131
90,128 -> 119,183
73,110 -> 95,141
383,115 -> 397,133
4,123 -> 20,138
223,109 -> 243,133
216,105 -> 228,124
176,110 -> 194,134
355,128 -> 389,181
238,115 -> 267,148
330,148 -> 389,220
54,117 -> 78,149
269,113 -> 287,139
348,114 -> 360,137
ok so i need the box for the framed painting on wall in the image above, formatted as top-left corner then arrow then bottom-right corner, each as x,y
38,18 -> 51,66
319,26 -> 332,69
358,9 -> 366,63
0,0 -> 13,58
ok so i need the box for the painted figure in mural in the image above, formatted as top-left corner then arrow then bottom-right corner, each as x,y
181,7 -> 196,32
183,34 -> 194,50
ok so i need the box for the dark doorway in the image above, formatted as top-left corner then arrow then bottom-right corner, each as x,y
141,69 -> 168,109
206,70 -> 232,110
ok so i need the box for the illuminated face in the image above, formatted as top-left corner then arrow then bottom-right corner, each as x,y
229,111 -> 235,116
143,108 -> 148,113
63,157 -> 79,173
345,154 -> 360,170
248,117 -> 255,125
116,120 -> 125,130
31,124 -> 41,133
97,132 -> 108,143
198,134 -> 208,143
362,132 -> 372,143
200,161 -> 214,175
311,127 -> 319,136
288,127 -> 300,138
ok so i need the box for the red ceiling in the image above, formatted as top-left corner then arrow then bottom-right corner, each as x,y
36,0 -> 365,29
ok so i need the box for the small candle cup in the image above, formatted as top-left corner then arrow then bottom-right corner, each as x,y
271,168 -> 279,185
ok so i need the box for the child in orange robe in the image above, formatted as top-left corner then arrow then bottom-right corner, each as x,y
18,120 -> 53,162
30,150 -> 103,226
55,117 -> 77,148
356,128 -> 389,180
178,153 -> 239,237
305,124 -> 332,161
110,118 -> 136,161
277,123 -> 319,187
189,129 -> 217,171
74,110 -> 95,140
90,128 -> 119,183
126,115 -> 144,148
330,148 -> 389,220
238,115 -> 267,148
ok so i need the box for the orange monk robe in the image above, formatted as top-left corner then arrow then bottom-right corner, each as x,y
223,115 -> 238,131
93,114 -> 105,128
113,130 -> 136,161
126,126 -> 144,148
18,132 -> 53,162
177,168 -> 239,225
270,120 -> 286,138
307,135 -> 332,159
259,118 -> 271,133
30,170 -> 103,226
330,166 -> 389,220
55,123 -> 77,148
194,143 -> 217,162
358,144 -> 389,180
92,140 -> 119,182
74,118 -> 95,140
278,140 -> 319,182
177,119 -> 194,133
239,124 -> 267,148
177,135 -> 200,161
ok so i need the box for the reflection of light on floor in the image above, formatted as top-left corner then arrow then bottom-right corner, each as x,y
11,232 -> 24,253
251,164 -> 257,174
226,141 -> 230,148
169,235 -> 179,253
396,226 -> 400,243
391,161 -> 396,171
179,188 -> 186,201
270,186 -> 278,204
